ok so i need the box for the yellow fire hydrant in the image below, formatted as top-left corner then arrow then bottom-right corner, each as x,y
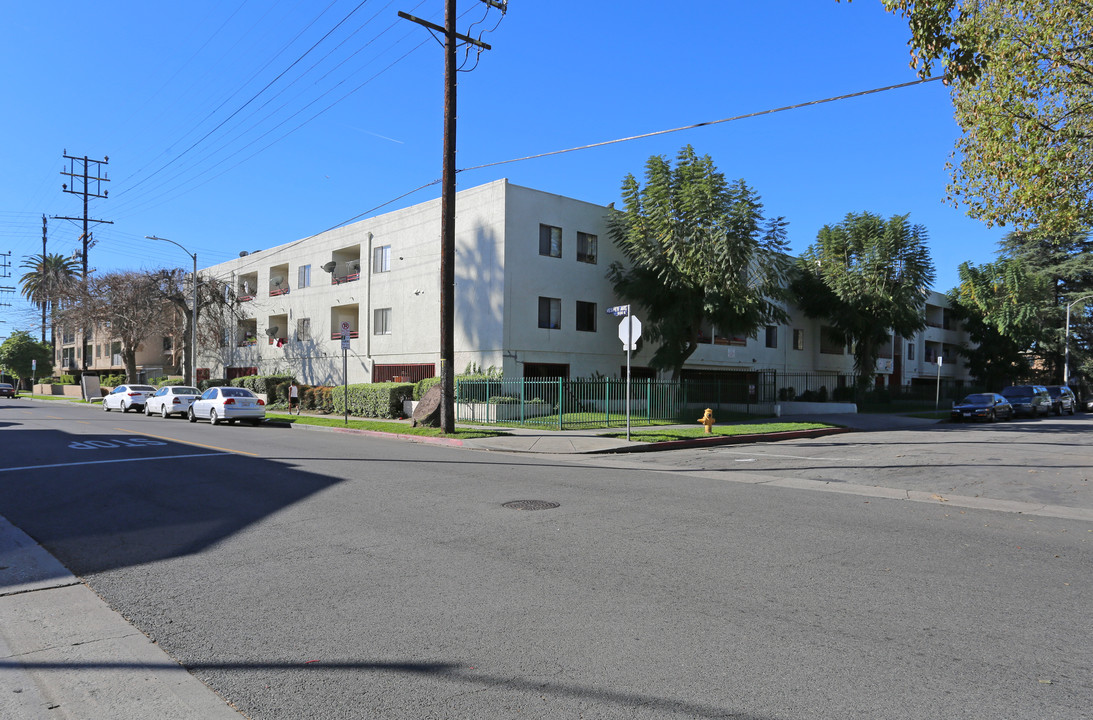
698,407 -> 716,433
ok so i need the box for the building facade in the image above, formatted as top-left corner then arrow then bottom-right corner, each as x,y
195,179 -> 975,390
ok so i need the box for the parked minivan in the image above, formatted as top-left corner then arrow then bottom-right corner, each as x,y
999,385 -> 1052,417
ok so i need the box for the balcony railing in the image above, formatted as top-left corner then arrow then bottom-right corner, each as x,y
238,294 -> 254,302
331,272 -> 360,285
330,330 -> 359,340
269,287 -> 289,297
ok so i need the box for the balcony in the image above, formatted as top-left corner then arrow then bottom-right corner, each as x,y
269,263 -> 290,297
331,330 -> 359,340
331,271 -> 360,285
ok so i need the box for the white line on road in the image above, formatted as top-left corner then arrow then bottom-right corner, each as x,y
0,453 -> 230,474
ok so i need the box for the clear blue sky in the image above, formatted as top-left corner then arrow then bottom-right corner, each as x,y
0,1 -> 1005,336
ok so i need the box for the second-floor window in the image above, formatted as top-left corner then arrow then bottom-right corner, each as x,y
765,325 -> 778,348
373,245 -> 391,273
576,301 -> 596,332
538,297 -> 561,329
577,232 -> 597,264
793,329 -> 805,351
539,224 -> 562,258
297,318 -> 311,342
298,264 -> 311,288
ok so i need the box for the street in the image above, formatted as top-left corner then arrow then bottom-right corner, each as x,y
2,399 -> 1091,719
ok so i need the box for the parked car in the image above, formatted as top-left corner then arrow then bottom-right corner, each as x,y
144,386 -> 201,418
1043,385 -> 1077,415
950,393 -> 1014,422
188,386 -> 266,426
0,383 -> 15,398
999,385 -> 1052,417
102,384 -> 158,412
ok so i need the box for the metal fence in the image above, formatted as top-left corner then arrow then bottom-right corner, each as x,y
455,375 -> 777,429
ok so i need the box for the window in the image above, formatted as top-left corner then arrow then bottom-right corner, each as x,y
820,326 -> 845,355
296,318 -> 311,342
374,308 -> 392,335
163,336 -> 172,351
220,328 -> 230,348
298,264 -> 311,289
96,344 -> 101,358
907,342 -> 915,361
539,224 -> 562,258
538,297 -> 561,329
373,245 -> 391,273
793,329 -> 804,351
577,232 -> 597,264
576,301 -> 597,332
765,325 -> 778,349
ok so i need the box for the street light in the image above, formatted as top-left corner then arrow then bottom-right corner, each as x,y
146,236 -> 197,386
1063,292 -> 1093,386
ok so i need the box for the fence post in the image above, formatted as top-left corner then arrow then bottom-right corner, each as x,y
558,377 -> 564,431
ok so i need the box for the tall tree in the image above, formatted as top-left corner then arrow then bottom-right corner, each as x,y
792,212 -> 936,395
0,330 -> 54,389
55,271 -> 174,383
18,253 -> 80,343
863,0 -> 1093,234
606,146 -> 791,379
149,268 -> 239,385
947,257 -> 1048,386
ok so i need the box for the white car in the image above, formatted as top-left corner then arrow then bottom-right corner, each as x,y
188,386 -> 266,426
144,386 -> 201,418
102,384 -> 157,413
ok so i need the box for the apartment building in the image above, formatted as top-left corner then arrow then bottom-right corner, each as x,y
195,178 -> 974,389
54,322 -> 179,381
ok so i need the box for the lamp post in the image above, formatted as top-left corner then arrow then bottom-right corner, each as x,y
1063,292 -> 1093,386
146,236 -> 197,386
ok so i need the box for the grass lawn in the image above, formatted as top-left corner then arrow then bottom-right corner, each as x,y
602,421 -> 836,443
465,410 -> 774,430
266,412 -> 509,440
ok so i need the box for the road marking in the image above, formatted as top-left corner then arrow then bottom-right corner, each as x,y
117,428 -> 260,456
0,453 -> 230,474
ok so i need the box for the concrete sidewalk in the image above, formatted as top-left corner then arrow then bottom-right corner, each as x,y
0,516 -> 243,719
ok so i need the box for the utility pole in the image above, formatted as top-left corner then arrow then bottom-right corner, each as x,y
399,0 -> 505,433
55,151 -> 112,373
56,151 -> 112,279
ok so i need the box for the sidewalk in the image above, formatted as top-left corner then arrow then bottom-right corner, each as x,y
0,516 -> 243,719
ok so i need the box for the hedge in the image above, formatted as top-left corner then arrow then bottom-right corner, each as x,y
333,382 -> 414,419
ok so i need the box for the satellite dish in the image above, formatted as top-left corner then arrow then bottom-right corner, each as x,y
321,261 -> 337,273
265,327 -> 279,337
348,260 -> 360,272
239,251 -> 249,257
271,276 -> 284,287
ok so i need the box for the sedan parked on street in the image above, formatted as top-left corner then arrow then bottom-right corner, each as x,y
188,386 -> 266,426
102,384 -> 157,413
950,393 -> 1014,423
144,386 -> 201,418
1044,385 -> 1077,415
0,383 -> 15,398
999,385 -> 1053,418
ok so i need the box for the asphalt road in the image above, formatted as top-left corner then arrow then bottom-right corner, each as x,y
1,399 -> 1090,719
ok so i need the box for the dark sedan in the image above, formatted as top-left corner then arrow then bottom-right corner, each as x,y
950,393 -> 1014,422
0,383 -> 15,398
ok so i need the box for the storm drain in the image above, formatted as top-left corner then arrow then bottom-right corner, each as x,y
502,500 -> 559,511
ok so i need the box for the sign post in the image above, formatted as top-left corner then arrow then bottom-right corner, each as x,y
341,321 -> 351,426
610,305 -> 642,441
934,355 -> 943,414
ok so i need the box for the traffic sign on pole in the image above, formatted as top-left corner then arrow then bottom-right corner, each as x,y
618,316 -> 642,350
606,304 -> 630,317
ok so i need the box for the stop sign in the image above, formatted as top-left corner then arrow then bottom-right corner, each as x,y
619,316 -> 642,350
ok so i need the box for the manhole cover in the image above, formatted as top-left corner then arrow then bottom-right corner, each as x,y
502,500 -> 559,511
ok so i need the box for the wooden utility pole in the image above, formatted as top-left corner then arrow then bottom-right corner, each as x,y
399,1 -> 503,433
56,151 -> 112,372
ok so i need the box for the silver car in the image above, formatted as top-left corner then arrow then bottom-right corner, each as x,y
144,386 -> 201,418
102,384 -> 157,413
188,386 -> 266,426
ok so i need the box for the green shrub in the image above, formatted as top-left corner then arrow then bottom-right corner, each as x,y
333,382 -> 414,419
59,374 -> 77,385
414,376 -> 441,400
306,386 -> 334,412
100,373 -> 126,387
199,378 -> 227,391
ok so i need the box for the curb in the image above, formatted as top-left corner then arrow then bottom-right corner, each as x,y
591,426 -> 854,454
280,418 -> 466,447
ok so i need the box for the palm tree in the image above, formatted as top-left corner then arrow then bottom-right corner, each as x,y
19,253 -> 80,343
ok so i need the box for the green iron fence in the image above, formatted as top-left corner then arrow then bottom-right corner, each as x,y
455,374 -> 777,429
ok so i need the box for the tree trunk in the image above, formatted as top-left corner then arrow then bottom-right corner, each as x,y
123,348 -> 139,384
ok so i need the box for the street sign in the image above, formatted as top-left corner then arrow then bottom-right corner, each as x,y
619,316 -> 642,350
606,304 -> 630,317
